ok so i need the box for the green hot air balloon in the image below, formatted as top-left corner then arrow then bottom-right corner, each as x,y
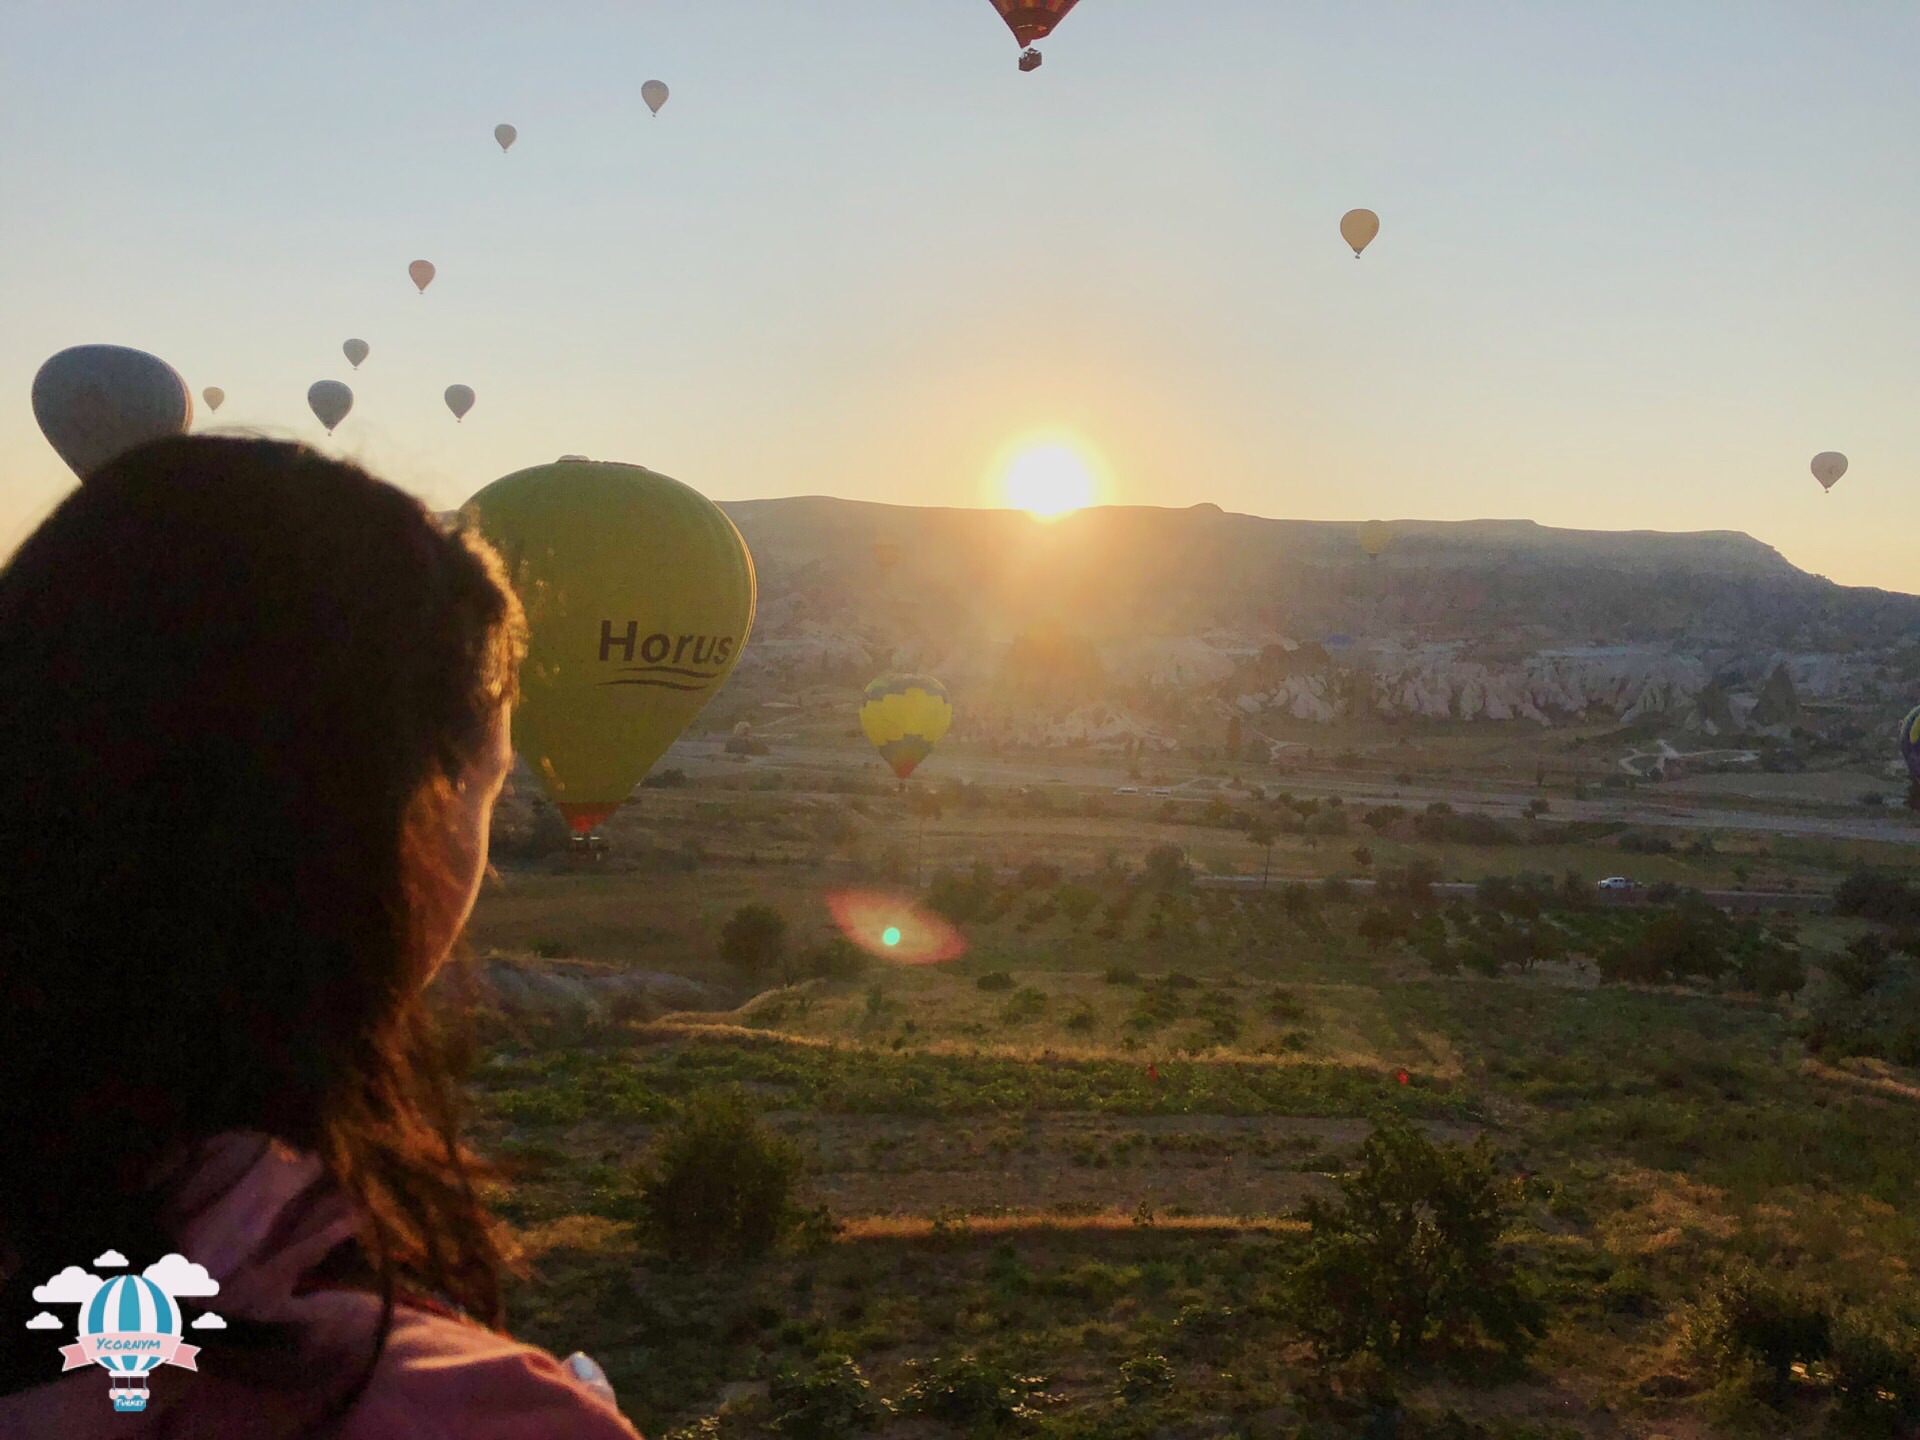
462,459 -> 756,832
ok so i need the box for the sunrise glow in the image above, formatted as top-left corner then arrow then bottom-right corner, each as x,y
1001,444 -> 1098,520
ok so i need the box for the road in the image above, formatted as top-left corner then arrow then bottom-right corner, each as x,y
665,739 -> 1920,849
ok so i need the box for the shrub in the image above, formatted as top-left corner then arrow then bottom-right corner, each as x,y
632,1088 -> 802,1261
1357,905 -> 1411,952
975,970 -> 1016,992
1828,1309 -> 1920,1426
1116,1353 -> 1176,1401
768,1354 -> 888,1439
1686,1264 -> 1832,1401
1831,933 -> 1892,996
1597,911 -> 1729,986
1056,884 -> 1101,926
641,767 -> 690,788
721,904 -> 789,984
896,1355 -> 1046,1427
801,937 -> 869,982
1733,942 -> 1805,999
1836,868 -> 1920,928
1103,964 -> 1141,985
1143,843 -> 1191,890
1288,1118 -> 1543,1368
1001,986 -> 1049,1023
1016,860 -> 1064,890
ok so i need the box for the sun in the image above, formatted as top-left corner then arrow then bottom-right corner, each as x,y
1002,444 -> 1097,520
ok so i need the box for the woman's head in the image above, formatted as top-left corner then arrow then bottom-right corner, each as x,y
0,436 -> 525,1337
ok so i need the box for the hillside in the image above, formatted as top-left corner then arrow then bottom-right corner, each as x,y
715,498 -> 1920,741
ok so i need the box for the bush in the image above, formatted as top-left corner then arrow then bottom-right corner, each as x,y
1828,1309 -> 1920,1426
768,1354 -> 889,1439
1103,964 -> 1141,985
1597,911 -> 1730,986
1116,1353 -> 1176,1401
927,864 -> 998,925
632,1088 -> 802,1261
1836,868 -> 1920,928
721,904 -> 789,985
1686,1264 -> 1832,1400
896,1354 -> 1046,1427
1056,884 -> 1101,926
801,937 -> 869,982
1619,831 -> 1674,855
1142,842 -> 1192,890
975,970 -> 1016,992
641,767 -> 690,788
1289,1118 -> 1543,1368
1831,933 -> 1892,996
1357,905 -> 1412,952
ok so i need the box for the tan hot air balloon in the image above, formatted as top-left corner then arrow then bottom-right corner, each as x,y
494,123 -> 517,152
202,387 -> 225,413
1359,520 -> 1391,560
408,260 -> 436,294
1340,208 -> 1380,258
642,80 -> 669,115
1811,452 -> 1847,493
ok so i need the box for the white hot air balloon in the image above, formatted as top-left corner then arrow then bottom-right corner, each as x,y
408,260 -> 436,294
202,387 -> 225,413
642,80 -> 669,116
1340,209 -> 1380,258
445,384 -> 476,422
308,380 -> 354,435
1811,452 -> 1847,493
31,345 -> 194,481
343,338 -> 370,369
495,123 -> 517,152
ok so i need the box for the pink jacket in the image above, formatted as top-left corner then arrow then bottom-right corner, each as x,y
0,1136 -> 643,1439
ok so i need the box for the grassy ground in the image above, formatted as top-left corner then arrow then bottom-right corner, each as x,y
460,788 -> 1920,1439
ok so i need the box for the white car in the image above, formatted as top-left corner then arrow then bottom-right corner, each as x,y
1113,785 -> 1140,795
1596,876 -> 1640,891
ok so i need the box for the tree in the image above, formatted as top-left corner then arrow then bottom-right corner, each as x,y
1248,821 -> 1276,888
1290,1118 -> 1543,1367
721,903 -> 789,985
632,1087 -> 803,1261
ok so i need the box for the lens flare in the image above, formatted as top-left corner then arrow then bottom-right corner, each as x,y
826,890 -> 966,965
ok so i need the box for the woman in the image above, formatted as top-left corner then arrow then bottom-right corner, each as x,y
0,437 -> 641,1438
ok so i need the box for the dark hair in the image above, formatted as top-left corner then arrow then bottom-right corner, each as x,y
0,437 -> 526,1425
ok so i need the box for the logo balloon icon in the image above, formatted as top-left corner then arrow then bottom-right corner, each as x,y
63,1275 -> 197,1413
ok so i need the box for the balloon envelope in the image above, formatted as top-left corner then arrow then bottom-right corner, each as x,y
1359,520 -> 1391,559
1341,208 -> 1380,256
445,384 -> 476,421
343,338 -> 369,368
1900,705 -> 1920,785
307,380 -> 353,434
1811,452 -> 1847,492
860,674 -> 953,781
495,123 -> 517,151
642,80 -> 669,114
461,459 -> 756,831
990,0 -> 1082,45
32,345 -> 194,481
409,260 -> 436,293
202,387 -> 225,413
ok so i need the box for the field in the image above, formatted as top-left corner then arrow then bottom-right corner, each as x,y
460,741 -> 1920,1439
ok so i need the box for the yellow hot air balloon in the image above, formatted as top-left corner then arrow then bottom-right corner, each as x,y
860,674 -> 953,781
1340,208 -> 1380,257
1359,520 -> 1391,560
461,459 -> 756,832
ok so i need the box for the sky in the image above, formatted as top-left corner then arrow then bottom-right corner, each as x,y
3,1 -> 1918,589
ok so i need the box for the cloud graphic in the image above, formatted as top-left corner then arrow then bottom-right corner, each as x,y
92,1250 -> 128,1269
25,1312 -> 62,1330
190,1312 -> 227,1330
144,1254 -> 219,1298
32,1267 -> 102,1304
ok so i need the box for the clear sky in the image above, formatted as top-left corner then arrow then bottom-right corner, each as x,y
4,1 -> 1918,589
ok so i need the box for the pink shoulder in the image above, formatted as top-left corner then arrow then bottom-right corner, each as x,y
338,1303 -> 644,1440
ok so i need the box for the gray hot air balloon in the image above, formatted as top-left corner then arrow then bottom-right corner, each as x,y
343,338 -> 370,369
495,123 -> 517,152
642,80 -> 669,115
445,384 -> 475,422
202,387 -> 225,413
32,344 -> 194,481
308,380 -> 354,435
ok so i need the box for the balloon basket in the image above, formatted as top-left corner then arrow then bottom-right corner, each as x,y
567,833 -> 608,866
1018,48 -> 1042,71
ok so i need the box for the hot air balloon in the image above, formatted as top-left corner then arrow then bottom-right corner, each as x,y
990,0 -> 1081,70
408,260 -> 436,294
31,345 -> 194,481
1341,209 -> 1380,257
860,675 -> 953,782
494,123 -> 517,152
642,80 -> 669,115
1898,705 -> 1920,786
67,1273 -> 196,1414
445,385 -> 475,422
201,387 -> 225,413
1359,520 -> 1391,560
307,380 -> 353,434
1812,452 -> 1847,493
461,459 -> 756,833
342,339 -> 369,370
